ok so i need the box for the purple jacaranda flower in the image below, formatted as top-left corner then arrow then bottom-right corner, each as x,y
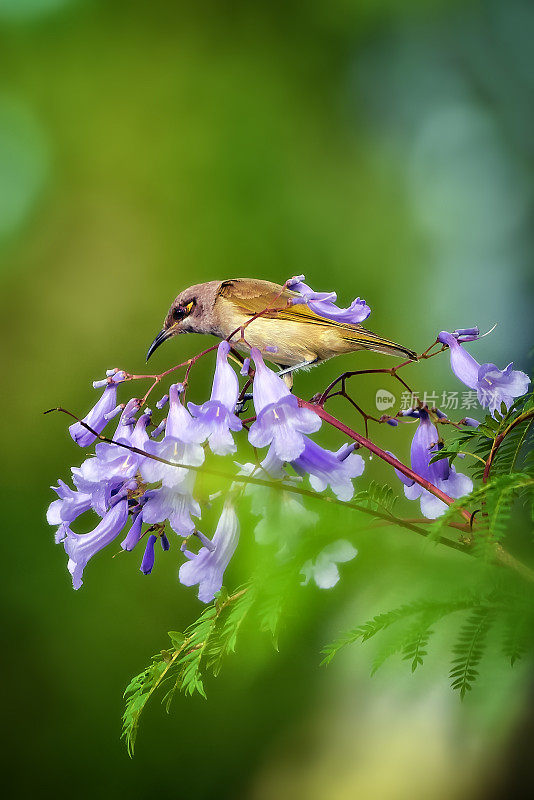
110,398 -> 142,442
140,534 -> 157,575
438,330 -> 530,416
393,409 -> 473,519
141,383 -> 205,489
156,394 -> 169,410
47,479 -> 92,531
286,275 -> 371,324
63,496 -> 129,589
292,441 -> 365,501
188,342 -> 243,455
77,407 -> 151,486
462,417 -> 480,428
47,404 -> 142,539
301,540 -> 358,589
68,402 -> 148,517
150,418 -> 167,439
142,485 -> 201,536
248,349 -> 321,461
121,508 -> 144,551
69,370 -> 126,447
179,502 -> 239,603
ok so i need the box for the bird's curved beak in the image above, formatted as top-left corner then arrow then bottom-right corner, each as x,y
146,329 -> 171,362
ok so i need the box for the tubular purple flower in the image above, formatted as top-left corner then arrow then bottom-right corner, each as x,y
142,486 -> 201,536
462,417 -> 480,428
63,496 -> 129,589
150,418 -> 167,439
128,408 -> 152,467
392,410 -> 473,519
156,394 -> 169,410
141,383 -> 205,489
80,407 -> 151,486
70,466 -> 122,518
121,509 -> 144,551
179,502 -> 239,603
112,398 -> 141,442
248,349 -> 321,461
69,371 -> 126,447
292,441 -> 365,501
438,330 -> 530,416
165,383 -> 204,443
103,404 -> 123,422
452,327 -> 480,341
286,275 -> 371,324
250,348 -> 291,410
47,479 -> 92,528
68,406 -> 151,521
188,342 -> 243,455
140,534 -> 157,575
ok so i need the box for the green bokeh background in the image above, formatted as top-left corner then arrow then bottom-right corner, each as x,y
1,1 -> 533,798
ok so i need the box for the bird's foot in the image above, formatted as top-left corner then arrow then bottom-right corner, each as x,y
235,393 -> 253,415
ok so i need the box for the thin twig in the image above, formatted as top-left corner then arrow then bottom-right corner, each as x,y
483,409 -> 534,483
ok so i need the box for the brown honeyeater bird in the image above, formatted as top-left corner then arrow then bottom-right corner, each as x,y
146,279 -> 417,376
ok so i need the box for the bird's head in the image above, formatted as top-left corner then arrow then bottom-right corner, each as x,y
146,281 -> 221,361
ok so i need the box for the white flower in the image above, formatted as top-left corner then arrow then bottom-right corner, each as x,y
301,540 -> 357,589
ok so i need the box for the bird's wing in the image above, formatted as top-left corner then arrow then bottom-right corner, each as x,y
219,278 -> 417,360
218,278 -> 348,328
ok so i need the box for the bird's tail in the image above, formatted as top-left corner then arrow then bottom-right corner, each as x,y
344,327 -> 418,361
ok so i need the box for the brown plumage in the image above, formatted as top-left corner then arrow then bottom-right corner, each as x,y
146,278 -> 417,372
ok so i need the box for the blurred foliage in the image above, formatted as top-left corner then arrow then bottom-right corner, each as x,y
1,0 -> 533,798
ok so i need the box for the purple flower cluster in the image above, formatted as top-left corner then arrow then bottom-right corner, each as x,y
47,298 -> 530,597
48,342 -> 365,601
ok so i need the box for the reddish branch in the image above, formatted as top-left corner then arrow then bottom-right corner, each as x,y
297,398 -> 472,523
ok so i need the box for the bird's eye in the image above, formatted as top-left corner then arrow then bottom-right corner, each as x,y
171,300 -> 194,323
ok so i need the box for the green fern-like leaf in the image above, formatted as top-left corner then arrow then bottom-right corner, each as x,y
356,480 -> 398,514
207,585 -> 256,675
321,597 -> 476,665
173,604 -> 219,699
502,608 -> 533,666
369,628 -> 408,675
256,561 -> 300,648
402,622 -> 434,673
449,606 -> 495,698
469,394 -> 534,480
429,430 -> 482,469
121,588 -> 255,754
122,645 -> 178,757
